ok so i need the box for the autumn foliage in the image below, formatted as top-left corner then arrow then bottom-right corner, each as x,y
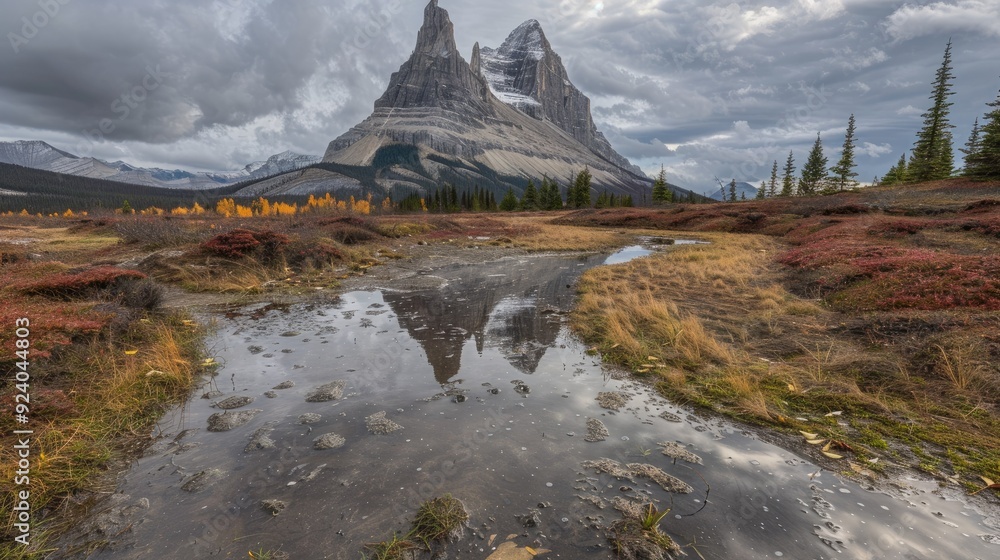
201,228 -> 290,260
20,266 -> 148,299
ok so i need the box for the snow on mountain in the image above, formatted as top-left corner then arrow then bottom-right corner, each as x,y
708,181 -> 759,200
0,140 -> 320,189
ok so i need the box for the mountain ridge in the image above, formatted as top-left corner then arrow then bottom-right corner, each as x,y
0,140 -> 320,190
304,0 -> 658,199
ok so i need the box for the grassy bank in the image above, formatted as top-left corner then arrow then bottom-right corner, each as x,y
0,281 -> 207,558
570,188 -> 1000,492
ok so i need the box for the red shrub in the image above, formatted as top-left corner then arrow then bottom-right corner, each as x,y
866,219 -> 941,237
20,266 -> 147,299
202,229 -> 290,260
0,301 -> 110,360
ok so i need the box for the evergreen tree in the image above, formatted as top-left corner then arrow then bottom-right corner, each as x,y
521,180 -> 539,210
755,180 -> 766,200
572,168 -> 593,208
961,117 -> 982,175
651,166 -> 672,204
830,114 -> 859,190
767,160 -> 779,197
499,188 -> 519,211
780,151 -> 796,197
121,199 -> 133,214
965,84 -> 1000,179
728,179 -> 737,202
909,40 -> 957,182
798,133 -> 828,196
881,153 -> 909,186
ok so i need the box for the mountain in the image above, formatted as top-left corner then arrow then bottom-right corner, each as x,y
0,140 -> 319,190
478,20 -> 643,176
241,0 -> 687,200
708,181 -> 759,201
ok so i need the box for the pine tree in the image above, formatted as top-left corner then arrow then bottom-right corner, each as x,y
961,117 -> 982,175
965,84 -> 1000,179
780,151 -> 796,197
120,199 -> 133,214
499,188 -> 519,211
652,166 -> 671,204
909,40 -> 957,182
767,160 -> 779,197
755,180 -> 766,200
798,133 -> 828,196
573,168 -> 593,208
881,153 -> 909,186
830,114 -> 859,190
521,180 -> 539,210
728,179 -> 737,202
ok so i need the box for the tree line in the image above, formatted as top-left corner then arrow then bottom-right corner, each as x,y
881,40 -> 1000,184
737,40 -> 999,201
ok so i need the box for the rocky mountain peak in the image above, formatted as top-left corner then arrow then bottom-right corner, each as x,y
322,1 -> 651,197
374,0 -> 489,112
480,19 -> 643,175
471,41 -> 482,76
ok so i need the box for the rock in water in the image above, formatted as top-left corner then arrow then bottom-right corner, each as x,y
596,391 -> 628,411
365,411 -> 403,435
305,380 -> 346,402
313,433 -> 346,450
659,441 -> 703,465
207,409 -> 262,432
212,395 -> 255,409
585,418 -> 610,442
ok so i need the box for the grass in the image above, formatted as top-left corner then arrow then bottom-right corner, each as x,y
0,218 -> 209,559
362,533 -> 419,560
412,494 -> 469,542
609,503 -> 681,560
0,314 -> 207,559
364,495 -> 469,559
570,224 -> 1000,491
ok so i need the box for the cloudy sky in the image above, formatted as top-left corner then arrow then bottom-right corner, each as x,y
1,0 -> 998,193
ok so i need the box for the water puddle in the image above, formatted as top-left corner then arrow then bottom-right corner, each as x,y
60,251 -> 999,559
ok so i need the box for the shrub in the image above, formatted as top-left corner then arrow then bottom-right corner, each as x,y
326,224 -> 379,245
961,199 -> 1000,214
116,217 -> 204,247
21,266 -> 148,299
110,277 -> 165,310
285,241 -> 344,271
821,203 -> 871,215
202,229 -> 290,260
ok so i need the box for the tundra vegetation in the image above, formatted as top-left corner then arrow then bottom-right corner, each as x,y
1,173 -> 998,558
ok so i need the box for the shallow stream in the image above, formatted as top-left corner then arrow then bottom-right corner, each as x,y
63,244 -> 999,559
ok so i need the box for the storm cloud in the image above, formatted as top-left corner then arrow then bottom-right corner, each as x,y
0,0 -> 997,191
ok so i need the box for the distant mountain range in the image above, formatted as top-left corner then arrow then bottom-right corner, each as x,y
707,181 -> 760,201
0,140 -> 320,190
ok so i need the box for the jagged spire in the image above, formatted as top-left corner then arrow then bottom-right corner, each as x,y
471,42 -> 481,76
374,0 -> 490,111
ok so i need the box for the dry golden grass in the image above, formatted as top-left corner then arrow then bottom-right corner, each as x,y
0,314 -> 205,557
571,229 -> 1000,486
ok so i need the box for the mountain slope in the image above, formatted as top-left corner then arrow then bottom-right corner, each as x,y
282,0 -> 657,199
479,20 -> 643,176
0,140 -> 319,190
